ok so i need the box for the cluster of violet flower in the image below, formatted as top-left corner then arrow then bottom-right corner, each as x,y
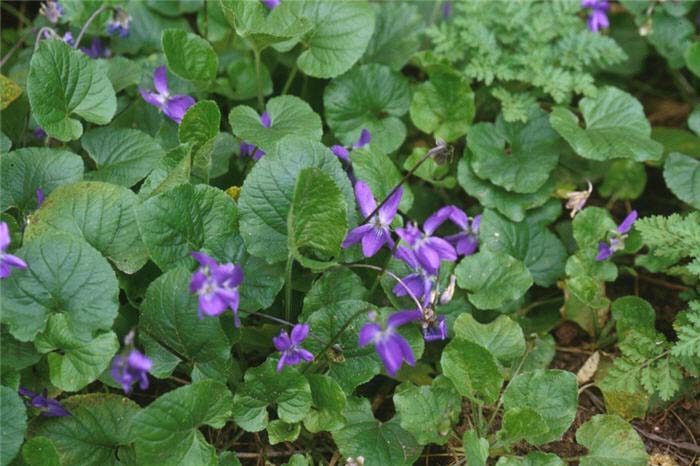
110,331 -> 152,394
342,179 -> 482,375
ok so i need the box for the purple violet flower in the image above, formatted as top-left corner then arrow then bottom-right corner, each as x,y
80,38 -> 111,59
189,252 -> 244,325
106,6 -> 132,37
359,310 -> 421,376
341,181 -> 403,257
36,188 -> 45,207
34,127 -> 47,140
596,210 -> 637,261
0,222 -> 27,279
331,129 -> 371,163
18,388 -> 70,417
442,1 -> 453,20
423,315 -> 447,342
432,206 -> 481,256
393,246 -> 436,306
139,66 -> 196,124
581,0 -> 609,32
273,323 -> 314,372
260,111 -> 272,128
261,0 -> 281,9
39,1 -> 64,23
111,349 -> 152,394
240,141 -> 265,161
396,210 -> 457,274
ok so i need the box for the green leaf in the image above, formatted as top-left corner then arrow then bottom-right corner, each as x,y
454,250 -> 533,310
140,267 -> 233,381
495,452 -> 566,466
362,2 -> 421,70
410,65 -> 475,142
598,159 -> 647,200
288,167 -> 348,268
0,131 -> 11,153
0,148 -> 83,214
110,3 -> 192,55
25,181 -> 148,274
232,359 -> 312,432
133,381 -> 232,466
663,152 -> 700,209
1,386 -> 26,466
687,42 -> 700,77
457,158 -> 554,222
351,147 -> 414,212
0,74 -> 22,111
303,300 -> 379,393
34,314 -> 118,391
652,127 -> 700,159
302,269 -> 368,320
645,12 -> 693,69
325,64 -> 410,154
453,314 -> 526,367
550,87 -> 663,162
462,430 -> 489,466
162,29 -> 218,81
238,136 -> 354,264
480,209 -> 567,287
498,407 -> 549,445
139,144 -> 192,200
304,374 -> 347,433
224,57 -> 273,101
27,40 -> 116,142
333,397 -> 421,466
441,338 -> 503,404
82,127 -> 165,188
0,232 -> 118,343
31,394 -> 140,466
562,275 -> 611,336
0,328 -> 41,372
267,420 -> 301,444
282,1 -> 375,78
402,146 -> 456,188
394,376 -> 461,445
502,370 -> 578,444
21,436 -> 60,466
228,95 -> 322,153
469,109 -> 559,193
219,0 -> 312,51
576,414 -> 648,466
98,56 -> 142,93
137,183 -> 238,270
611,296 -> 656,340
178,100 -> 220,151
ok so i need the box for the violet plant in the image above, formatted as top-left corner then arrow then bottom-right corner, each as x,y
1,1 -> 698,466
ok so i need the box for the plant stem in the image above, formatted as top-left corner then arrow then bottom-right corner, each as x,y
360,141 -> 448,224
485,343 -> 531,433
253,47 -> 264,113
367,242 -> 400,297
34,27 -> 54,52
74,5 -> 108,49
1,2 -> 32,27
285,253 -> 294,323
281,65 -> 298,95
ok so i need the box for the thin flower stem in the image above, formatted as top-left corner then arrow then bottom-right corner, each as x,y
74,5 -> 109,49
1,3 -> 32,27
0,35 -> 26,68
346,263 -> 424,312
485,341 -> 532,433
285,253 -> 294,323
34,27 -> 54,52
360,141 -> 448,224
281,64 -> 298,95
367,242 -> 400,297
253,47 -> 265,113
